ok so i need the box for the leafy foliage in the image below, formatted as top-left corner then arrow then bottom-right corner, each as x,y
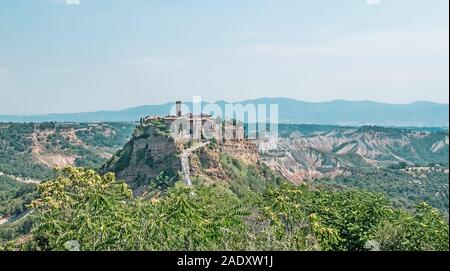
220,155 -> 282,196
372,202 -> 449,251
8,167 -> 447,252
318,167 -> 449,216
0,175 -> 37,244
0,176 -> 37,217
29,167 -> 132,251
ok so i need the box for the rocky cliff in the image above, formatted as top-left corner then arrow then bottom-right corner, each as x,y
101,124 -> 183,195
101,122 -> 261,195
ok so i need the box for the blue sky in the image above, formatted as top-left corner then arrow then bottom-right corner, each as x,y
0,0 -> 448,114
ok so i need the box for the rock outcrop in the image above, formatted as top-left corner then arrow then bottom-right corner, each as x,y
102,122 -> 260,195
101,124 -> 182,195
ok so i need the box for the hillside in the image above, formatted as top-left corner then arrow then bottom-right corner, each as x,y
1,98 -> 448,126
262,125 -> 449,213
0,122 -> 135,180
1,122 -> 448,214
265,125 -> 449,181
100,121 -> 448,215
0,121 -> 448,250
0,122 -> 136,244
101,119 -> 265,196
0,121 -> 448,247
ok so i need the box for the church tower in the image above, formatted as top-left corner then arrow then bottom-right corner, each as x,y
176,101 -> 182,117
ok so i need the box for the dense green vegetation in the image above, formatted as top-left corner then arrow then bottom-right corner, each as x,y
75,123 -> 136,148
0,123 -> 53,179
0,176 -> 37,217
1,167 -> 447,251
0,122 -> 135,245
0,175 -> 37,244
0,215 -> 34,245
219,154 -> 283,196
317,167 -> 449,216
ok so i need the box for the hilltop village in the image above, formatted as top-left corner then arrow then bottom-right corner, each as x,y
101,101 -> 258,195
139,101 -> 245,142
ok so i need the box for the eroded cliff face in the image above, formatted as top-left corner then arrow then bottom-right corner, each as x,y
431,136 -> 449,153
260,127 -> 449,184
101,125 -> 182,195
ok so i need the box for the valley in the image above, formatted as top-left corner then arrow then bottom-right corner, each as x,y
0,121 -> 448,249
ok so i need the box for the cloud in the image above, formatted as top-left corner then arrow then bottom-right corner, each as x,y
366,0 -> 381,5
64,0 -> 80,5
40,0 -> 81,5
211,28 -> 448,103
223,28 -> 449,60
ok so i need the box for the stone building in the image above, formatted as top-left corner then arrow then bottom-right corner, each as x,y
141,101 -> 245,142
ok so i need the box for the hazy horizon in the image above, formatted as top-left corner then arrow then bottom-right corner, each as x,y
0,97 -> 448,116
1,0 -> 449,114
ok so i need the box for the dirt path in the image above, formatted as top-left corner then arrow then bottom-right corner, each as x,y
0,210 -> 34,226
0,171 -> 41,185
0,216 -> 9,225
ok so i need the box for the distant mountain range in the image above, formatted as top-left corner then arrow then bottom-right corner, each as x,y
0,98 -> 448,126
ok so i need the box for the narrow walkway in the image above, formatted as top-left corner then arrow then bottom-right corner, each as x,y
180,141 -> 210,187
0,210 -> 34,226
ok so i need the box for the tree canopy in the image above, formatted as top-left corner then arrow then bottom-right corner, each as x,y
3,167 -> 447,251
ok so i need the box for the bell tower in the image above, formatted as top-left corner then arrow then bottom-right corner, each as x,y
176,101 -> 182,117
